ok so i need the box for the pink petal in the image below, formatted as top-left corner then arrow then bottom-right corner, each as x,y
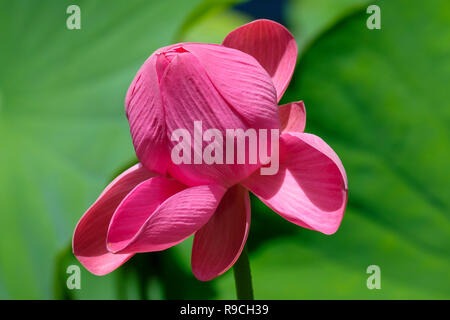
107,177 -> 227,253
125,51 -> 170,175
106,176 -> 186,253
279,101 -> 306,133
242,132 -> 348,235
182,43 -> 279,131
72,164 -> 154,275
223,19 -> 298,102
160,44 -> 278,187
191,185 -> 251,281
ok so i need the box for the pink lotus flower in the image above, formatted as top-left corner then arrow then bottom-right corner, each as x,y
73,19 -> 348,281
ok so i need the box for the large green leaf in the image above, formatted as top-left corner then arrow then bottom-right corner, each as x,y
2,0 -> 448,300
174,0 -> 248,41
0,0 -> 236,299
214,0 -> 450,299
54,241 -> 217,300
181,9 -> 249,44
287,0 -> 370,53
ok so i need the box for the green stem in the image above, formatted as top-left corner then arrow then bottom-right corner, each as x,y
233,245 -> 254,300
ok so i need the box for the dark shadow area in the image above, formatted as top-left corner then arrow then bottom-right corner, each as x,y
55,244 -> 217,299
246,194 -> 300,253
152,249 -> 217,299
234,0 -> 287,25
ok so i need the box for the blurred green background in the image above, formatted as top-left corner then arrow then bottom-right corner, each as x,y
0,0 -> 449,299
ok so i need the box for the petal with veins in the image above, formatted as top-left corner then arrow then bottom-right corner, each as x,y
223,19 -> 298,101
107,177 -> 227,253
242,132 -> 347,235
191,185 -> 251,281
280,101 -> 306,133
72,164 -> 154,275
161,47 -> 277,187
125,52 -> 169,175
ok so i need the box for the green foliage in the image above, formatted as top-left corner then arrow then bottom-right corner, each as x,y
287,0 -> 371,53
0,0 -> 226,299
54,240 -> 217,299
0,0 -> 448,300
226,0 -> 449,299
181,10 -> 249,44
174,0 -> 248,42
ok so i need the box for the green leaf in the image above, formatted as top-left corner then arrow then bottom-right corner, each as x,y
180,9 -> 250,44
0,0 -> 223,299
53,243 -> 216,300
214,0 -> 450,299
287,0 -> 370,53
175,0 -> 248,42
